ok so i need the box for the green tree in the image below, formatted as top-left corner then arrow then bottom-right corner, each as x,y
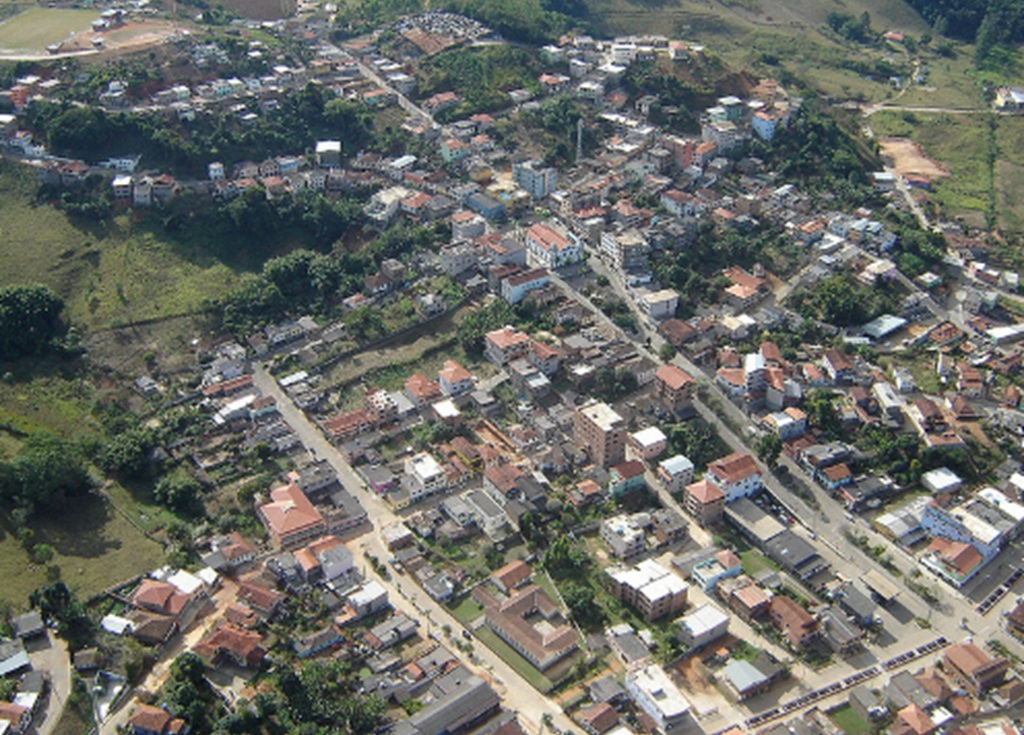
154,471 -> 205,517
98,428 -> 154,479
756,433 -> 783,468
0,284 -> 67,360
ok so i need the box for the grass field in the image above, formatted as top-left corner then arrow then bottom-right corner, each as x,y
828,705 -> 872,735
0,8 -> 98,52
449,596 -> 484,625
474,625 -> 556,692
583,0 -> 928,101
0,162 -> 246,332
870,110 -> 994,225
0,492 -> 164,610
740,549 -> 780,576
51,697 -> 93,735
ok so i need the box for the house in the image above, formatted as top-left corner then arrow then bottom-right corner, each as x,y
658,455 -> 695,494
10,613 -> 45,640
705,452 -> 762,502
438,360 -> 474,396
608,461 -> 646,498
201,533 -> 256,571
653,364 -> 696,416
628,427 -> 668,462
258,483 -> 325,549
127,704 -> 188,735
405,374 -> 443,408
484,327 -> 531,366
625,664 -> 692,733
942,642 -> 1009,695
769,595 -> 818,648
0,639 -> 30,677
822,349 -> 856,383
690,549 -> 742,591
579,703 -> 619,735
891,704 -> 935,735
721,659 -> 774,701
193,623 -> 266,668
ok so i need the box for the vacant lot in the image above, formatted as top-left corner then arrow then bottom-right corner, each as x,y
218,0 -> 296,20
0,8 -> 97,52
878,137 -> 949,179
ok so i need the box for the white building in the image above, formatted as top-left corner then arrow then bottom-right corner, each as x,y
675,603 -> 730,650
625,664 -> 692,732
512,159 -> 558,199
404,452 -> 446,501
601,514 -> 647,560
524,222 -> 584,269
657,455 -> 694,495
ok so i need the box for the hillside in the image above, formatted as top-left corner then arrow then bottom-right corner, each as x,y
0,160 -> 249,333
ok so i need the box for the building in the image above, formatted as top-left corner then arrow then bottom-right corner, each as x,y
391,670 -> 499,735
942,642 -> 1008,695
524,222 -> 584,269
654,365 -> 697,416
690,549 -> 742,591
476,585 -> 578,671
512,159 -> 558,199
675,603 -> 730,650
705,452 -> 762,502
438,360 -> 474,396
404,452 -> 447,501
625,664 -> 692,733
484,327 -> 531,366
606,559 -> 689,621
601,514 -> 647,560
769,595 -> 818,648
575,401 -> 627,468
627,427 -> 668,462
658,455 -> 695,494
682,479 -> 726,526
258,483 -> 325,549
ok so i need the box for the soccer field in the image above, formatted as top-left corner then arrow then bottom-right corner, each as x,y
0,7 -> 97,52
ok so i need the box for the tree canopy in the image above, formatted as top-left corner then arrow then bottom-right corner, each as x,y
0,284 -> 68,361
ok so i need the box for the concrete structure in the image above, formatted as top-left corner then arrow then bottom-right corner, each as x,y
606,559 -> 689,621
575,401 -> 627,468
675,603 -> 730,651
625,664 -> 692,733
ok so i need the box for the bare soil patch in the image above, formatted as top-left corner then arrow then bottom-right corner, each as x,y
878,137 -> 950,180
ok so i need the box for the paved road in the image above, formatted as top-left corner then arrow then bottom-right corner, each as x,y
558,256 -> 1024,654
252,366 -> 581,735
27,635 -> 70,735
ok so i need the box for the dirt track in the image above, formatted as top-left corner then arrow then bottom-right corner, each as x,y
878,136 -> 950,180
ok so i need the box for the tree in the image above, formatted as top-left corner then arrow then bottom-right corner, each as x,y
31,543 -> 55,565
154,471 -> 205,517
543,537 -> 589,579
29,582 -> 94,651
0,432 -> 92,518
756,433 -> 783,468
562,582 -> 605,628
98,428 -> 154,479
0,284 -> 67,360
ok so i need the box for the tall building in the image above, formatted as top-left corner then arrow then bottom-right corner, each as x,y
575,400 -> 626,468
512,159 -> 558,199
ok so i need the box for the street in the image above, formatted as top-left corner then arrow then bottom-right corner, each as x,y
25,634 -> 70,735
252,366 -> 582,735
